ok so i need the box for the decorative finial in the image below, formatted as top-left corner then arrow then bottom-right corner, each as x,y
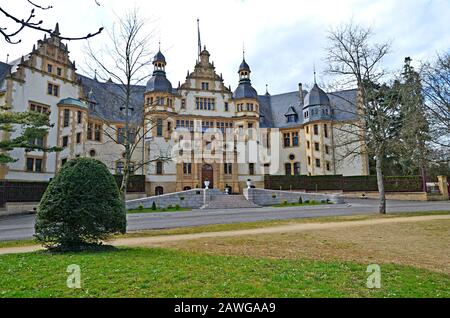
313,63 -> 317,85
197,18 -> 202,59
266,84 -> 268,94
243,42 -> 245,60
53,22 -> 60,37
6,53 -> 9,64
94,69 -> 97,80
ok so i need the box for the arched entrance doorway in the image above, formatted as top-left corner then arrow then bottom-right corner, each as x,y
202,164 -> 213,188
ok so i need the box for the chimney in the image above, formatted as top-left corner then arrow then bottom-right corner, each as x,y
298,83 -> 304,102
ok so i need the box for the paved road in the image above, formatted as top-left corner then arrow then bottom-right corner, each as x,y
0,199 -> 449,241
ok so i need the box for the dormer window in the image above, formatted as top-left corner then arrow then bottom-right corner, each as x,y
201,82 -> 209,90
287,115 -> 297,123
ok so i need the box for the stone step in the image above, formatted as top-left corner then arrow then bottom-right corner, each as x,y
201,194 -> 261,209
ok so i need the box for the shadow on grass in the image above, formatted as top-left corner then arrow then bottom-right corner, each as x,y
43,243 -> 120,255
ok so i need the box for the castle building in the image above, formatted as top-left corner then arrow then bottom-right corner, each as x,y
0,24 -> 369,196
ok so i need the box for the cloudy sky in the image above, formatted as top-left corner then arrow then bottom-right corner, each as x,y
1,0 -> 449,94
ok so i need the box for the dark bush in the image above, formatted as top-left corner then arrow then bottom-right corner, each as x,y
151,201 -> 157,210
35,158 -> 126,250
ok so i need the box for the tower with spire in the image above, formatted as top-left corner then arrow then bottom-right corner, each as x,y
233,50 -> 259,117
144,46 -> 174,116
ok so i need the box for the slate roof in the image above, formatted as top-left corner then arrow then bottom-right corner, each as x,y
77,74 -> 146,124
233,81 -> 258,99
145,72 -> 173,93
58,97 -> 88,109
258,88 -> 358,128
303,83 -> 330,108
0,61 -> 11,92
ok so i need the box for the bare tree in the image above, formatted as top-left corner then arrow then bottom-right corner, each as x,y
83,9 -> 170,197
0,0 -> 103,44
421,52 -> 450,151
325,21 -> 396,214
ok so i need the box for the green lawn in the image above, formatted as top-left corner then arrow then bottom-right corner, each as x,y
0,247 -> 448,297
127,207 -> 191,214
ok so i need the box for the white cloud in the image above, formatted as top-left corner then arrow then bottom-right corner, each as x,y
1,0 -> 449,94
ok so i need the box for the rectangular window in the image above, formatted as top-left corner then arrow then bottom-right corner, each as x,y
325,145 -> 330,155
26,158 -> 43,172
29,136 -> 44,148
30,102 -> 50,115
62,136 -> 68,147
249,163 -> 255,175
285,163 -> 292,176
306,125 -> 309,134
307,141 -> 310,149
292,132 -> 299,147
294,162 -> 301,175
283,133 -> 291,147
26,158 -> 34,172
315,158 -> 321,168
314,142 -> 320,151
117,127 -> 125,144
181,99 -> 186,109
308,156 -> 311,165
87,122 -> 93,140
201,82 -> 209,90
47,83 -> 59,96
57,67 -> 62,76
224,163 -> 232,175
63,109 -> 70,127
183,163 -> 192,174
326,162 -> 331,171
156,118 -> 163,136
116,161 -> 124,175
47,64 -> 53,73
324,124 -> 328,138
77,111 -> 82,124
224,102 -> 229,112
156,161 -> 163,175
195,97 -> 215,110
313,124 -> 319,135
94,124 -> 101,141
76,133 -> 81,144
128,128 -> 136,143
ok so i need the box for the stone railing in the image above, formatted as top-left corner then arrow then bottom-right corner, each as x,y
243,188 -> 344,206
126,189 -> 203,210
126,188 -> 223,210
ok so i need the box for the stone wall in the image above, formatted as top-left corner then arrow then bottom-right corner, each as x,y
243,188 -> 344,206
126,188 -> 220,210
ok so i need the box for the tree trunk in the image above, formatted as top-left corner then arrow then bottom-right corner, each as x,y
120,160 -> 129,201
375,153 -> 386,214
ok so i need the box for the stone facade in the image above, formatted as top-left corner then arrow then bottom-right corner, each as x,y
0,24 -> 369,196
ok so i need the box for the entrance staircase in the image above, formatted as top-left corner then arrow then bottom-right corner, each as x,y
201,193 -> 261,209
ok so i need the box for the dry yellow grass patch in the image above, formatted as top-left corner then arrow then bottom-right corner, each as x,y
151,219 -> 450,274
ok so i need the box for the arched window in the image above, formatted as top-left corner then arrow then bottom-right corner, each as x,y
155,186 -> 164,196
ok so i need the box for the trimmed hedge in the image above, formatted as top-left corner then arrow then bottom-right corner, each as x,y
35,158 -> 126,249
265,175 -> 423,192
